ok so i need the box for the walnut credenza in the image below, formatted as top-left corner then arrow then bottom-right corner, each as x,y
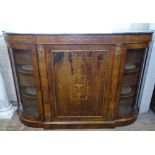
4,33 -> 152,129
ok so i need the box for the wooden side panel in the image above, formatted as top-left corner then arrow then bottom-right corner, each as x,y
46,45 -> 113,121
31,46 -> 44,120
107,44 -> 123,120
111,45 -> 126,118
37,45 -> 51,121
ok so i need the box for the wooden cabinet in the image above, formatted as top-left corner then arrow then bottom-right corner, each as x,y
4,33 -> 152,129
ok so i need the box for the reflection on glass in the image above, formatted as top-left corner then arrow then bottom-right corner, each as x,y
119,49 -> 145,116
13,49 -> 38,117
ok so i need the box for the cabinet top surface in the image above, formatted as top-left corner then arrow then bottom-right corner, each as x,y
3,29 -> 153,35
4,30 -> 152,45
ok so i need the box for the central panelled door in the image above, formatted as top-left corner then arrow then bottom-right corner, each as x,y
46,45 -> 114,121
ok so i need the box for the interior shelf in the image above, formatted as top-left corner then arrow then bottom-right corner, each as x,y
18,64 -> 33,74
120,86 -> 135,98
22,104 -> 39,117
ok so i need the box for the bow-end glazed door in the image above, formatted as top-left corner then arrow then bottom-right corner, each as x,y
46,45 -> 114,121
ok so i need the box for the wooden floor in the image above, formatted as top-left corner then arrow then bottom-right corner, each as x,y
0,110 -> 155,131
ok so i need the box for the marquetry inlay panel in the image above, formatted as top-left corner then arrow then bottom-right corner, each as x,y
49,48 -> 112,118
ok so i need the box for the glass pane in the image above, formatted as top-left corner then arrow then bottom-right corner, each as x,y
13,49 -> 39,117
119,49 -> 146,116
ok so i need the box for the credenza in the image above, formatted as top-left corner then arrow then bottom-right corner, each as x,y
4,32 -> 152,129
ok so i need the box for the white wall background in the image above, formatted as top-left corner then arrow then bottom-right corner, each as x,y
139,24 -> 155,113
0,0 -> 155,34
0,36 -> 17,102
0,23 -> 151,35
